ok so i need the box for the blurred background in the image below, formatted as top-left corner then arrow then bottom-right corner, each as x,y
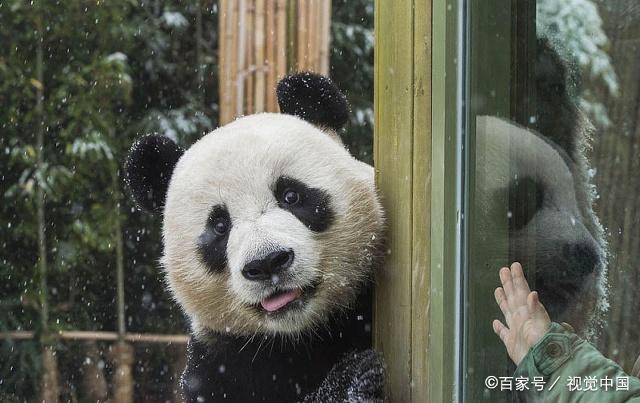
584,1 -> 640,370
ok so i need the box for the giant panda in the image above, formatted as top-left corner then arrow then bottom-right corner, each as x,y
477,37 -> 608,337
125,73 -> 386,402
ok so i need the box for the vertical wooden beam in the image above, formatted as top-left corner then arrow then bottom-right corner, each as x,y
375,0 -> 446,402
373,0 -> 415,401
410,0 -> 432,400
430,0 -> 460,401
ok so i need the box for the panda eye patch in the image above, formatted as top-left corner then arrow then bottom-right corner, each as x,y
508,176 -> 545,230
275,177 -> 334,232
197,205 -> 231,273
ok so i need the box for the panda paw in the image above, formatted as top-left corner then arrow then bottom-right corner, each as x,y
303,349 -> 386,403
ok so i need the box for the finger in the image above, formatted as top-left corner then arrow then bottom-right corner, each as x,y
527,291 -> 549,319
499,267 -> 514,299
510,262 -> 531,299
494,287 -> 511,319
492,319 -> 509,344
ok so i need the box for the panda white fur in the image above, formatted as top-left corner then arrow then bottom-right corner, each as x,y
125,73 -> 386,402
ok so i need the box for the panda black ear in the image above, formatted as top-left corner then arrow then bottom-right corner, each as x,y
124,135 -> 184,213
277,72 -> 350,132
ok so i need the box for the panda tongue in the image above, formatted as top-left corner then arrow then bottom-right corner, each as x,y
261,289 -> 302,312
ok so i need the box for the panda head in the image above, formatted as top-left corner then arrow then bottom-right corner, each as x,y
475,39 -> 607,335
125,73 -> 384,338
476,115 -> 607,335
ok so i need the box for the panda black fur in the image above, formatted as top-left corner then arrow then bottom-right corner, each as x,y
125,73 -> 386,402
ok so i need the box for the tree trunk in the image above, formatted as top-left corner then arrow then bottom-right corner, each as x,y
35,12 -> 59,403
111,163 -> 133,403
112,163 -> 126,340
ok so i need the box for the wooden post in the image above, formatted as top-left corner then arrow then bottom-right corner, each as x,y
374,1 -> 416,400
81,341 -> 108,402
112,341 -> 134,403
40,345 -> 60,403
373,0 -> 461,402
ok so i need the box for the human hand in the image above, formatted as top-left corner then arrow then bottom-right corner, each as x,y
492,262 -> 552,366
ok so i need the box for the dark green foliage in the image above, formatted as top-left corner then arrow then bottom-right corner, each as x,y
331,0 -> 374,164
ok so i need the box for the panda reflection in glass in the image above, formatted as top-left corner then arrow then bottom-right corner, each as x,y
125,73 -> 386,402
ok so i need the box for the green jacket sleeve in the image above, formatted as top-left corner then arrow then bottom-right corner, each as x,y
514,322 -> 640,402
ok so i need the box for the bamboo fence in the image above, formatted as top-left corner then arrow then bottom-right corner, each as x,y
218,0 -> 332,124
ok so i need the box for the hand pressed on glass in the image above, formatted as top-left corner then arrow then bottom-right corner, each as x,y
492,262 -> 552,366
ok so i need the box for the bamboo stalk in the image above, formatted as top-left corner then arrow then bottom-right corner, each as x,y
286,0 -> 297,73
277,0 -> 288,80
219,0 -> 228,123
296,0 -> 307,71
265,0 -> 277,111
308,0 -> 317,71
235,0 -> 247,118
320,0 -> 331,75
245,0 -> 255,115
255,0 -> 266,112
223,0 -> 239,124
229,0 -> 240,122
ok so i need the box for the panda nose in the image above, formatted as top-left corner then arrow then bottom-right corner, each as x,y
242,249 -> 295,281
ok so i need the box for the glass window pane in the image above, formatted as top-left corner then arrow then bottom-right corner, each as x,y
463,0 -> 640,401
